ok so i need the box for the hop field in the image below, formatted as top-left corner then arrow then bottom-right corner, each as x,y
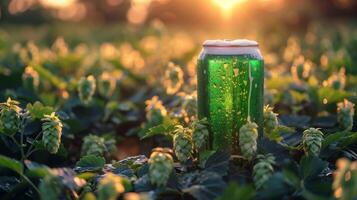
0,2 -> 357,199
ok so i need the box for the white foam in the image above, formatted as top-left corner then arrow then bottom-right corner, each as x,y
199,39 -> 263,60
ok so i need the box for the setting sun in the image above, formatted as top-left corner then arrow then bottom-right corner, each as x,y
39,0 -> 76,8
212,0 -> 246,19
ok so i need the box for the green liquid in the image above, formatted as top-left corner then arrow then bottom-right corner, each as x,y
197,54 -> 264,151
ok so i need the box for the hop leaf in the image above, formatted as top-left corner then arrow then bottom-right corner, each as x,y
192,118 -> 209,151
333,158 -> 357,200
0,98 -> 21,136
263,105 -> 279,135
22,66 -> 40,91
98,72 -> 116,98
148,147 -> 174,187
41,112 -> 63,154
81,135 -> 106,157
239,121 -> 258,161
302,128 -> 324,157
78,75 -> 96,105
253,154 -> 276,189
337,99 -> 355,131
98,173 -> 125,200
173,125 -> 193,163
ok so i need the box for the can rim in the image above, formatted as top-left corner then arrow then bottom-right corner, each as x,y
202,39 -> 259,48
203,44 -> 259,47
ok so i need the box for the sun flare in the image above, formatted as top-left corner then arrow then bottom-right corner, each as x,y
212,0 -> 246,19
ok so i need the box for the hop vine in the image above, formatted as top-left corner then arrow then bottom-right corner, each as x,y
263,105 -> 279,135
41,112 -> 63,154
78,75 -> 96,104
239,121 -> 258,161
192,118 -> 209,151
173,125 -> 193,163
148,148 -> 174,187
0,98 -> 21,136
81,135 -> 106,157
302,128 -> 324,157
98,173 -> 125,200
253,154 -> 276,189
337,99 -> 355,131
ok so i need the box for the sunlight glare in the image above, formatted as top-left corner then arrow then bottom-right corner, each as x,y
212,0 -> 246,19
39,0 -> 76,8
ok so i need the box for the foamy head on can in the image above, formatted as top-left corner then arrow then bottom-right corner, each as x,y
199,39 -> 263,60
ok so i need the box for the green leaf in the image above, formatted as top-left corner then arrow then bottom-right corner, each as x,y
0,155 -> 23,175
75,155 -> 105,172
26,102 -> 54,120
300,156 -> 328,180
317,87 -> 351,104
198,150 -> 216,168
204,151 -> 230,176
141,117 -> 177,139
33,65 -> 67,90
217,182 -> 255,200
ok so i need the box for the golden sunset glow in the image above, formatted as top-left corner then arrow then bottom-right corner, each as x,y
39,0 -> 76,8
212,0 -> 246,19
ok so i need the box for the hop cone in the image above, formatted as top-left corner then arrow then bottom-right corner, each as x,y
337,99 -> 355,131
42,112 -> 63,154
78,75 -> 96,104
98,173 -> 125,200
239,121 -> 258,161
163,62 -> 184,95
253,154 -> 276,189
81,135 -> 106,156
98,72 -> 116,98
148,148 -> 174,187
302,128 -> 324,157
173,125 -> 193,163
333,158 -> 357,200
192,118 -> 209,150
22,66 -> 40,91
0,98 -> 21,136
145,96 -> 167,126
264,105 -> 278,134
39,175 -> 62,200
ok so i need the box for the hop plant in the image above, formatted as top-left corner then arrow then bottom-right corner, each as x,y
325,68 -> 346,90
98,72 -> 116,98
192,118 -> 209,150
145,96 -> 167,126
173,125 -> 193,163
333,158 -> 357,200
78,75 -> 96,104
181,93 -> 197,122
22,66 -> 40,91
163,62 -> 184,95
302,128 -> 324,157
98,173 -> 125,200
337,99 -> 355,131
42,112 -> 63,154
148,148 -> 174,187
239,121 -> 258,161
253,154 -> 276,189
81,135 -> 106,156
263,105 -> 279,135
0,98 -> 21,136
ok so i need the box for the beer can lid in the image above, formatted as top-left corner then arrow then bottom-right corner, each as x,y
200,39 -> 262,59
203,39 -> 258,47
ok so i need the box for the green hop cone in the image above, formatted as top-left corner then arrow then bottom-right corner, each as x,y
0,98 -> 21,136
192,118 -> 209,150
253,154 -> 276,189
98,72 -> 116,98
239,121 -> 258,161
333,158 -> 357,200
263,105 -> 279,135
78,75 -> 96,105
148,148 -> 174,187
337,99 -> 355,131
42,112 -> 63,154
98,173 -> 125,200
302,128 -> 324,157
81,135 -> 106,156
173,125 -> 193,163
22,66 -> 40,91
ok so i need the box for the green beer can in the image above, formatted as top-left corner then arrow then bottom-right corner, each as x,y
197,39 -> 264,151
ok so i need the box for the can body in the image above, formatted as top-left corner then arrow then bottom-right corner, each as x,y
197,40 -> 264,151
